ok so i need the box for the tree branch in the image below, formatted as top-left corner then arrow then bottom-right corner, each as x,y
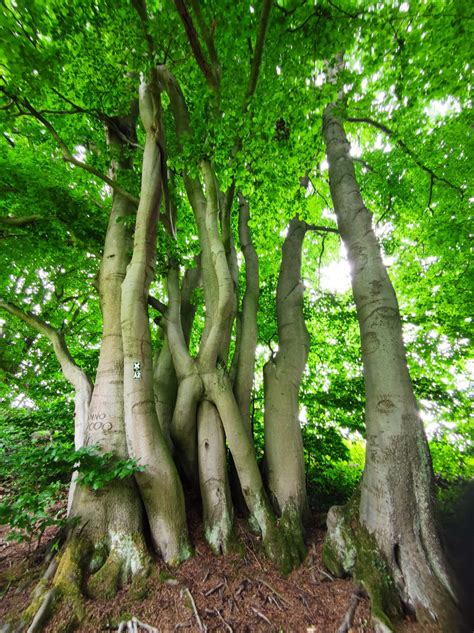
131,0 -> 155,53
188,0 -> 220,76
305,223 -> 339,234
347,116 -> 463,194
0,301 -> 92,395
0,214 -> 43,227
148,294 -> 167,314
2,90 -> 139,205
243,0 -> 274,109
173,0 -> 219,91
2,132 -> 15,147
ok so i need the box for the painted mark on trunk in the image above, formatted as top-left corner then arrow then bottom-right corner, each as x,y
133,361 -> 141,379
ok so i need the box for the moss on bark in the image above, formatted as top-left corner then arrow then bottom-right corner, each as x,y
323,501 -> 402,631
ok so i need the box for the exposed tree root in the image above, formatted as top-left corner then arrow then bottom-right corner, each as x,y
181,587 -> 206,632
323,500 -> 467,632
337,592 -> 362,633
19,529 -> 151,632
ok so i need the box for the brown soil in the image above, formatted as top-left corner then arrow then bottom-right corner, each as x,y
0,509 -> 419,633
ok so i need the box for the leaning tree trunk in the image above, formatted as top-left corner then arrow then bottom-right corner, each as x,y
322,104 -> 465,632
121,77 -> 190,565
264,216 -> 309,547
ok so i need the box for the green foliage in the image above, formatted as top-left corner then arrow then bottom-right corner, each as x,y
0,401 -> 143,542
0,0 -> 472,547
304,429 -> 364,510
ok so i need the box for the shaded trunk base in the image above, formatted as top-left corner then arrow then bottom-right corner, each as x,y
21,528 -> 151,632
323,498 -> 467,632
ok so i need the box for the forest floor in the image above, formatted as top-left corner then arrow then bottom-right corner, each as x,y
0,501 -> 428,633
0,517 -> 376,632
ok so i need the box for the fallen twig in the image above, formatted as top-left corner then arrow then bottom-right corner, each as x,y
258,578 -> 291,606
204,581 -> 224,596
215,608 -> 233,632
251,607 -> 272,626
318,568 -> 335,582
266,594 -> 283,610
182,587 -> 206,632
235,578 -> 251,597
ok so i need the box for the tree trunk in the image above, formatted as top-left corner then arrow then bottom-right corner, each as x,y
121,78 -> 190,564
264,216 -> 309,543
15,111 -> 154,631
154,260 -> 200,452
197,400 -> 234,554
322,104 -> 465,632
234,193 -> 259,436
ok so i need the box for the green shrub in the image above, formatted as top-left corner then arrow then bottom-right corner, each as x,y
0,401 -> 143,543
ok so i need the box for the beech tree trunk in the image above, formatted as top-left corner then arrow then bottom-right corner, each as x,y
120,77 -> 190,564
66,111 -> 149,599
264,217 -> 309,540
322,104 -> 465,632
234,193 -> 259,437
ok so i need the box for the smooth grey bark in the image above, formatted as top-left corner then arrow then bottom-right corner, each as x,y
121,78 -> 190,564
233,193 -> 259,436
156,66 -> 236,551
155,1 -> 303,564
67,112 -> 149,591
264,216 -> 309,534
9,114 -> 152,633
153,260 -> 200,451
153,336 -> 176,452
197,400 -> 234,553
322,104 -> 464,632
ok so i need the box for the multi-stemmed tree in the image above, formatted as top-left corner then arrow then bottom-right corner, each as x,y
1,1 -> 471,630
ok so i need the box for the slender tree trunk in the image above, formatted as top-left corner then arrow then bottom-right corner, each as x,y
322,104 -> 465,632
153,336 -> 177,452
264,216 -> 309,540
197,400 -> 234,553
234,193 -> 259,436
121,78 -> 190,564
154,261 -> 200,454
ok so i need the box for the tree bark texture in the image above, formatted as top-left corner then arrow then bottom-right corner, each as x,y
121,78 -> 190,564
322,103 -> 464,632
264,216 -> 309,536
66,111 -> 149,592
234,193 -> 259,436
